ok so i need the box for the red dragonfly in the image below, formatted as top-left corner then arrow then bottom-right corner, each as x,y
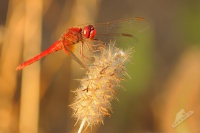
16,17 -> 147,70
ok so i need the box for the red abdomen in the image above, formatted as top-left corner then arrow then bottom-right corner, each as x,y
16,40 -> 62,70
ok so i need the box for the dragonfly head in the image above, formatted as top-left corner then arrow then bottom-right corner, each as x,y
83,25 -> 96,39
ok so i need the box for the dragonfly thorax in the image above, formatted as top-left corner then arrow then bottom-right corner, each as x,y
83,25 -> 96,39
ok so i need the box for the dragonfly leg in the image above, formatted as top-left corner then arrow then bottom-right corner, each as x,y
84,39 -> 105,53
63,44 -> 89,71
80,41 -> 84,57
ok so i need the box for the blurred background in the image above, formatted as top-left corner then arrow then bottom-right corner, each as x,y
0,0 -> 200,133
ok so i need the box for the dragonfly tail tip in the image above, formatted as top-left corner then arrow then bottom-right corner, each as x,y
16,66 -> 22,70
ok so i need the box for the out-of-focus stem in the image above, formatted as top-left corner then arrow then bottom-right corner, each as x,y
19,1 -> 42,133
78,118 -> 86,133
0,0 -> 25,132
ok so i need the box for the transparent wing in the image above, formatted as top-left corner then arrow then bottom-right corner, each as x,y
89,17 -> 148,46
63,38 -> 103,69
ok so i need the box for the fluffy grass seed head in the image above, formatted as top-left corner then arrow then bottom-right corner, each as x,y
70,44 -> 132,132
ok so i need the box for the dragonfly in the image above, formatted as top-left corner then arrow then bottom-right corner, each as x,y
16,17 -> 147,71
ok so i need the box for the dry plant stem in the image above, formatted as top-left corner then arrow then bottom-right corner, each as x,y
0,0 -> 24,132
78,119 -> 86,133
19,1 -> 42,133
71,44 -> 132,130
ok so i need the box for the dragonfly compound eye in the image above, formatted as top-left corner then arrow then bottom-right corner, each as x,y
89,26 -> 96,39
83,25 -> 96,39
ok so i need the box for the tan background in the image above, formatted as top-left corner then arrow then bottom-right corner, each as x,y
0,0 -> 200,133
